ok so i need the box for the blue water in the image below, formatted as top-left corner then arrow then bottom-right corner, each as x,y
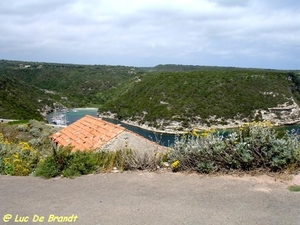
47,108 -> 300,147
66,108 -> 98,123
47,108 -> 176,146
102,118 -> 177,147
47,108 -> 98,124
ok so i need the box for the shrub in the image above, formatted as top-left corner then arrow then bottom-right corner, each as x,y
0,135 -> 40,176
35,148 -> 163,178
35,156 -> 59,178
17,124 -> 28,132
35,147 -> 72,178
62,151 -> 98,177
169,122 -> 300,173
36,147 -> 100,178
123,149 -> 161,171
29,127 -> 42,138
197,162 -> 216,173
96,150 -> 125,172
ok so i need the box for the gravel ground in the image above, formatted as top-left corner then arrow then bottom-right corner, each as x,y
0,172 -> 300,225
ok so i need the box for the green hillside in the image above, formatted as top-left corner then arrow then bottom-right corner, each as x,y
1,60 -> 299,126
99,70 -> 297,127
0,75 -> 56,120
0,60 -> 142,107
149,64 -> 260,72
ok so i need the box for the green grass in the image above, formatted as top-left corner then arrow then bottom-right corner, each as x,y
7,120 -> 30,125
288,185 -> 300,192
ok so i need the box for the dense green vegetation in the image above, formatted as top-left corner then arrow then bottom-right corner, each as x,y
1,121 -> 299,177
1,60 -> 300,127
149,64 -> 254,72
0,60 -> 142,108
169,122 -> 300,173
0,75 -> 56,120
1,61 -> 300,178
0,121 -> 161,177
0,60 -> 143,120
99,70 -> 297,127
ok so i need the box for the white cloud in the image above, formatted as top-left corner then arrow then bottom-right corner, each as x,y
0,0 -> 299,69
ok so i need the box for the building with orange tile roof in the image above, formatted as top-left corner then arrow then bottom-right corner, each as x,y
50,115 -> 166,153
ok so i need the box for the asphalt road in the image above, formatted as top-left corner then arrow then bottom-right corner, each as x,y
0,172 -> 299,225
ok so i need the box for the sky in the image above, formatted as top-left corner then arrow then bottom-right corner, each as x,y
0,0 -> 300,69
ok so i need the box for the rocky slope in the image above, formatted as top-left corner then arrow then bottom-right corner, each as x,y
99,70 -> 300,132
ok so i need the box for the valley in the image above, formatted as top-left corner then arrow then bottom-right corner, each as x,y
1,60 -> 300,132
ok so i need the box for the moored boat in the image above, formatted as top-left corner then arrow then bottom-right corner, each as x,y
50,113 -> 68,126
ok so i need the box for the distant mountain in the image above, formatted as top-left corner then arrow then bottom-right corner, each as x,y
149,64 -> 261,72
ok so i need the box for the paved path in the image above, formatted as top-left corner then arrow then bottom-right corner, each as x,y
0,172 -> 300,225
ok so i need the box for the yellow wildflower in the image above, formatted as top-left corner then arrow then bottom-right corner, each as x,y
191,130 -> 199,137
20,142 -> 33,151
171,160 -> 179,169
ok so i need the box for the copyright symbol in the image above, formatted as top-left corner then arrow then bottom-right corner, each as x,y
3,214 -> 12,222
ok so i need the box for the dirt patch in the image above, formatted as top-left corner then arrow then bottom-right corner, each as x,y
291,173 -> 300,185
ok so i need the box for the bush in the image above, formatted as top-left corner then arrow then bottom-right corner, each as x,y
35,148 -> 163,178
96,150 -> 125,172
197,162 -> 216,173
35,148 -> 125,178
169,122 -> 300,173
35,147 -> 72,178
0,134 -> 40,176
35,156 -> 59,178
17,124 -> 28,132
62,151 -> 98,177
123,149 -> 161,171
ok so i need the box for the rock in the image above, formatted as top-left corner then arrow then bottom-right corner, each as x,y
162,162 -> 170,167
112,167 -> 119,173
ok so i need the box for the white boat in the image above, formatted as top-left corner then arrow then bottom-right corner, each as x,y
51,113 -> 68,126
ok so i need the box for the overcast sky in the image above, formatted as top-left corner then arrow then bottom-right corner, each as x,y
0,0 -> 299,69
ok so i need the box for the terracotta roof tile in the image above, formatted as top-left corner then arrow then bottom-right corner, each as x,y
50,115 -> 126,151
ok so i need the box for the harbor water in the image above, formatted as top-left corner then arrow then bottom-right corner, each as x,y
47,108 -> 300,147
47,108 -> 176,147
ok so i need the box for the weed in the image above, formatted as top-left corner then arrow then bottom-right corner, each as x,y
123,149 -> 161,171
288,185 -> 300,192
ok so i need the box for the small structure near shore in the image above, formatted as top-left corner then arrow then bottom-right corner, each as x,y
50,115 -> 166,153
